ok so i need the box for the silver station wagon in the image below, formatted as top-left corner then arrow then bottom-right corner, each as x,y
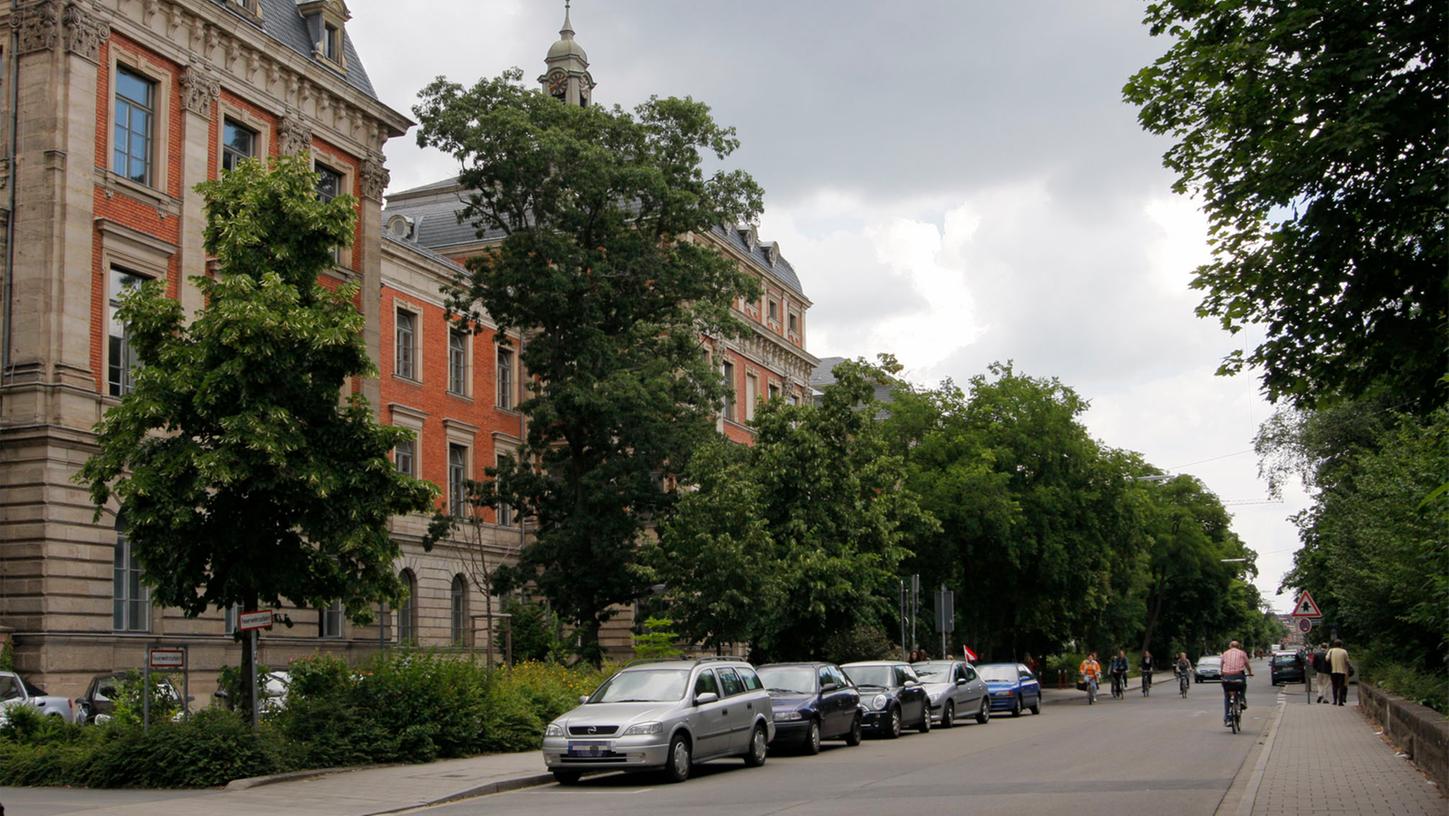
542,658 -> 776,784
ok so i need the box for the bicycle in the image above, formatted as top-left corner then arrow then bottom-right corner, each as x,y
1080,674 -> 1098,705
1177,670 -> 1190,698
1141,671 -> 1152,697
1223,676 -> 1246,734
1110,672 -> 1125,700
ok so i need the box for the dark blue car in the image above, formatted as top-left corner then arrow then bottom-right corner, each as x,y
978,662 -> 1042,717
756,662 -> 862,754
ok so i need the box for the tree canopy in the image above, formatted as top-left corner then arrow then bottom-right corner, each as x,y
413,69 -> 762,663
1124,0 -> 1447,411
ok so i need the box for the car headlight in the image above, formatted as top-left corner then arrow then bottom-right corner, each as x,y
622,721 -> 664,736
773,709 -> 803,721
871,694 -> 888,710
544,722 -> 564,737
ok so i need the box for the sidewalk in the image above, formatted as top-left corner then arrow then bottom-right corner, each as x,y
1243,686 -> 1445,816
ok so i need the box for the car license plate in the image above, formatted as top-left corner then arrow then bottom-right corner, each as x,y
566,741 -> 608,757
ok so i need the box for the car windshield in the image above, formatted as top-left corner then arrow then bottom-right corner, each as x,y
1199,656 -> 1221,666
911,662 -> 953,681
757,667 -> 815,694
977,665 -> 1018,682
1272,654 -> 1297,665
588,669 -> 690,703
0,676 -> 21,702
843,666 -> 894,688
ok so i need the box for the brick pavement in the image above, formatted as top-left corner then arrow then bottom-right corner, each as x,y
1249,687 -> 1445,816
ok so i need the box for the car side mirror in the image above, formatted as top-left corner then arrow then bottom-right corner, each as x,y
821,682 -> 837,692
904,679 -> 918,686
578,695 -> 589,705
695,692 -> 719,706
956,678 -> 967,686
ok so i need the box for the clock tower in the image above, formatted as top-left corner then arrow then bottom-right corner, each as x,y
539,1 -> 595,107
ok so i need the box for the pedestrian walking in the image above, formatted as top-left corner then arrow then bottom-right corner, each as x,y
1311,643 -> 1331,703
1325,640 -> 1352,705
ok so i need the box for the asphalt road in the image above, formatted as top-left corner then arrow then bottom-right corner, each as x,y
417,662 -> 1279,816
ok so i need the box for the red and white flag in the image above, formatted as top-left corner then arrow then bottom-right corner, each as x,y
963,645 -> 978,663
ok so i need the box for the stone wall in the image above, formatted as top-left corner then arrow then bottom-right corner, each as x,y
1358,681 -> 1449,792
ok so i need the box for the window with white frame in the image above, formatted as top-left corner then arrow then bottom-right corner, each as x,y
768,382 -> 781,401
448,327 -> 469,396
221,119 -> 257,172
398,569 -> 418,644
448,443 -> 469,517
107,268 -> 145,398
113,519 -> 149,632
722,361 -> 736,422
395,308 -> 417,379
394,437 -> 416,477
788,310 -> 799,336
315,162 -> 343,202
319,600 -> 342,638
744,373 -> 759,421
224,603 -> 240,635
113,67 -> 156,185
496,347 -> 515,409
495,452 -> 515,527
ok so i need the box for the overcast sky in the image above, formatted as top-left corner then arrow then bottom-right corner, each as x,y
348,0 -> 1310,614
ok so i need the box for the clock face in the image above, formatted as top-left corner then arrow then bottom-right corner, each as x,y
549,74 -> 568,96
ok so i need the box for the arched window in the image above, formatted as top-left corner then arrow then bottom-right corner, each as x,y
398,569 -> 418,645
113,518 -> 148,632
450,574 -> 469,647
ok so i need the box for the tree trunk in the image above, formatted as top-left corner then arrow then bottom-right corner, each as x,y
1141,574 -> 1167,655
579,617 -> 604,667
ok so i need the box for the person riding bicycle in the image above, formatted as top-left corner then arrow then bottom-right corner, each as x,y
1109,649 -> 1129,696
1140,650 -> 1154,693
1220,640 -> 1253,726
1173,652 -> 1192,694
1079,652 -> 1102,697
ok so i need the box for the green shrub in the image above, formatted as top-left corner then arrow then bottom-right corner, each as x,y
479,682 -> 543,753
821,623 -> 897,663
505,599 -> 565,664
632,617 -> 679,660
0,640 -> 14,671
1357,648 -> 1448,714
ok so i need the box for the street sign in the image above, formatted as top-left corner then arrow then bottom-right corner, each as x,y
935,588 -> 955,633
237,609 -> 275,631
1296,617 -> 1314,634
1291,591 -> 1323,619
148,647 -> 185,670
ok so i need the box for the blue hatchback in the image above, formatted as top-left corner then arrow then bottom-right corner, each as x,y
978,663 -> 1042,717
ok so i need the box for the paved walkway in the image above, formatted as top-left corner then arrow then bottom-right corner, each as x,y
1246,685 -> 1445,816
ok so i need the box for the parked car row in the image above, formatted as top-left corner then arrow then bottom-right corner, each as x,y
0,669 -> 202,726
540,656 -> 1045,784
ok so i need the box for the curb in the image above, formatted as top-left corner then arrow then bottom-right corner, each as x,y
360,772 -> 557,816
1231,692 -> 1288,816
225,764 -> 400,791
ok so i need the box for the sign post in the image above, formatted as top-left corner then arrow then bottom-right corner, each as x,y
935,586 -> 955,660
1291,592 -> 1323,705
237,610 -> 274,731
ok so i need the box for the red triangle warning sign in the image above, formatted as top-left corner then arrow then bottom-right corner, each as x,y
1292,591 -> 1322,618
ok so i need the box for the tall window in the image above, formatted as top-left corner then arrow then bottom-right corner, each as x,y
721,361 -> 736,422
744,373 -> 759,421
113,67 -> 155,185
394,438 -> 416,477
788,311 -> 799,336
107,269 -> 144,397
768,300 -> 779,322
113,521 -> 149,632
495,453 -> 514,527
315,162 -> 342,202
398,569 -> 417,644
450,574 -> 469,647
224,604 -> 240,635
768,383 -> 781,401
448,443 -> 468,517
319,600 -> 342,638
448,328 -> 469,396
394,309 -> 416,379
221,119 -> 257,172
324,23 -> 340,61
496,347 -> 514,409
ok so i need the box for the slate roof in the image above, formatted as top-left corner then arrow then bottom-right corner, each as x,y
212,0 -> 377,100
706,223 -> 804,297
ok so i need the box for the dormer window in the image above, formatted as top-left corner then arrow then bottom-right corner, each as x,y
298,0 -> 350,71
386,214 -> 415,240
230,0 -> 262,21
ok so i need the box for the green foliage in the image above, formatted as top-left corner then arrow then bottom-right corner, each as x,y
631,617 -> 680,661
821,624 -> 898,664
1356,648 -> 1447,714
503,598 -> 565,664
414,70 -> 762,665
0,640 -> 13,671
75,155 -> 436,717
1124,0 -> 1447,411
108,671 -> 181,726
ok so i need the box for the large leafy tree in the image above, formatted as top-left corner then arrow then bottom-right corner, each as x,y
78,156 -> 436,714
413,69 -> 762,664
1124,0 -> 1447,411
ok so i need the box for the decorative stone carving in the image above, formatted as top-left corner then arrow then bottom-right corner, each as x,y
13,1 -> 60,56
61,1 -> 109,63
279,111 -> 313,155
360,154 -> 389,201
180,64 -> 221,118
0,158 -> 10,192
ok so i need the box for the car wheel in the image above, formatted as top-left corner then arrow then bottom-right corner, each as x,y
941,701 -> 955,729
886,706 -> 902,739
1030,694 -> 1042,715
1011,696 -> 1022,718
804,718 -> 821,755
743,723 -> 768,767
664,733 -> 692,783
845,715 -> 863,746
976,699 -> 991,724
916,707 -> 931,734
552,770 -> 582,786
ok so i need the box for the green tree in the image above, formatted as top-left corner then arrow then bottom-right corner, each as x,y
77,156 -> 436,718
413,69 -> 762,664
1124,0 -> 1447,411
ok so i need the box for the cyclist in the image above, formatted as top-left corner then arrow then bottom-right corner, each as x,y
1174,652 -> 1192,696
1079,652 -> 1102,702
1220,640 -> 1253,727
1108,649 -> 1129,698
1140,650 -> 1154,696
